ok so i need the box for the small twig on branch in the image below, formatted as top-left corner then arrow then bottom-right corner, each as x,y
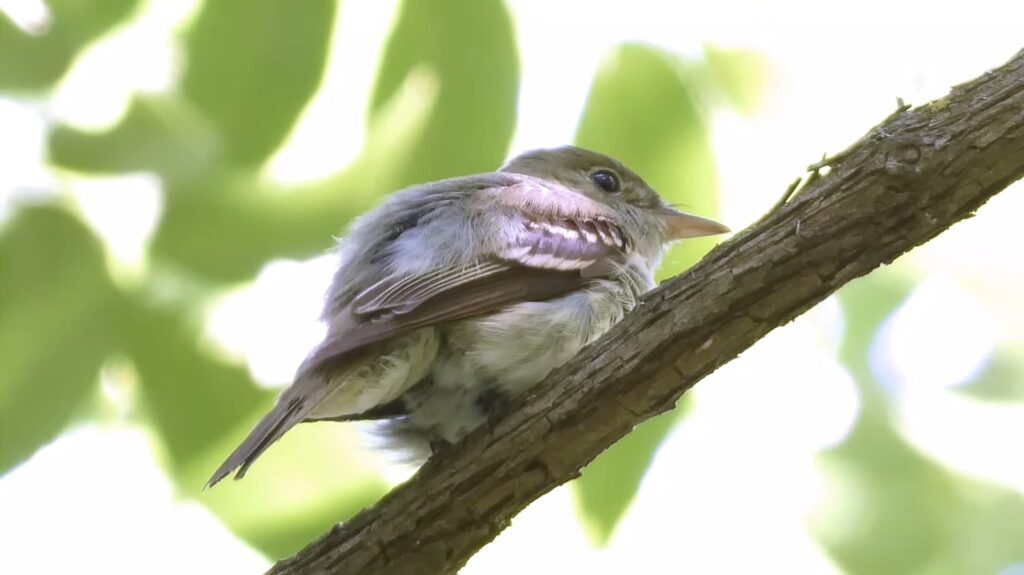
766,176 -> 804,216
269,48 -> 1024,575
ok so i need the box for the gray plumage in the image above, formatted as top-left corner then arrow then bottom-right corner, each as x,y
207,146 -> 729,487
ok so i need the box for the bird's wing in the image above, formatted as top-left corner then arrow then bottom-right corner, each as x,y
309,216 -> 627,366
206,214 -> 627,487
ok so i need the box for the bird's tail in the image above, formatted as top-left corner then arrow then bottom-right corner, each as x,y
206,395 -> 308,489
206,344 -> 367,489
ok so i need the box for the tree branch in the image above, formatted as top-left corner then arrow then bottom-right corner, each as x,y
269,48 -> 1024,575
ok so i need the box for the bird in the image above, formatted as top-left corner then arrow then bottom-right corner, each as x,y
207,145 -> 729,487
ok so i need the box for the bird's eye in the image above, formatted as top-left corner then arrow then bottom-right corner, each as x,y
590,169 -> 620,193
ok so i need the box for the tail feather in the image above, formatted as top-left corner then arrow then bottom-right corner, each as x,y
206,398 -> 305,489
205,330 -> 419,488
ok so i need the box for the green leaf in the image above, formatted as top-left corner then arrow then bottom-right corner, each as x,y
816,413 -> 1024,575
573,408 -> 685,546
369,0 -> 518,186
0,206 -> 116,473
181,0 -> 336,167
49,96 -> 220,178
118,300 -> 272,469
102,0 -> 518,285
570,44 -> 723,545
811,271 -> 1024,573
703,46 -> 767,117
118,298 -> 387,558
0,0 -> 139,90
193,423 -> 388,558
957,346 -> 1024,401
836,271 -> 916,408
150,48 -> 443,283
151,170 -> 364,283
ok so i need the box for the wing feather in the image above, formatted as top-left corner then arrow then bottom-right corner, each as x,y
353,260 -> 510,316
304,216 -> 627,372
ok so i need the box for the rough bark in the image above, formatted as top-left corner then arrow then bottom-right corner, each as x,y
269,48 -> 1024,575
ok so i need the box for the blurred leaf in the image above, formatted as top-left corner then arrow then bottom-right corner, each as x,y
957,346 -> 1024,401
812,271 -> 1024,573
193,423 -> 388,558
817,416 -> 1024,575
151,170 -> 364,283
573,408 -> 684,546
181,0 -> 335,166
0,206 -> 116,473
836,271 -> 915,404
119,298 -> 388,557
152,65 -> 440,283
703,45 -> 768,117
570,43 -> 724,544
49,96 -> 220,177
0,0 -> 139,90
369,0 -> 518,186
118,299 -> 272,469
575,43 -> 721,281
141,0 -> 518,283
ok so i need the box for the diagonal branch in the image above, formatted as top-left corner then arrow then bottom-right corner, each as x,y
269,48 -> 1024,575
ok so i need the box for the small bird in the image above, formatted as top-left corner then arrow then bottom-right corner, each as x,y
207,146 -> 729,487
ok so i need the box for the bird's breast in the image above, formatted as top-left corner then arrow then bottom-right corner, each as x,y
432,273 -> 650,396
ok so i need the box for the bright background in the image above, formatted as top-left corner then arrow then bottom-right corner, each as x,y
1,1 -> 1023,573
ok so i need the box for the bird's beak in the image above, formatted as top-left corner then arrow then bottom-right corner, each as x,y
654,207 -> 730,240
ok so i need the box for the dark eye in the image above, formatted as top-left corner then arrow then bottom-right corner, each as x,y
590,169 -> 620,193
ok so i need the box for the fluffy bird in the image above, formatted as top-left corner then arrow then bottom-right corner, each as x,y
207,146 -> 728,487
